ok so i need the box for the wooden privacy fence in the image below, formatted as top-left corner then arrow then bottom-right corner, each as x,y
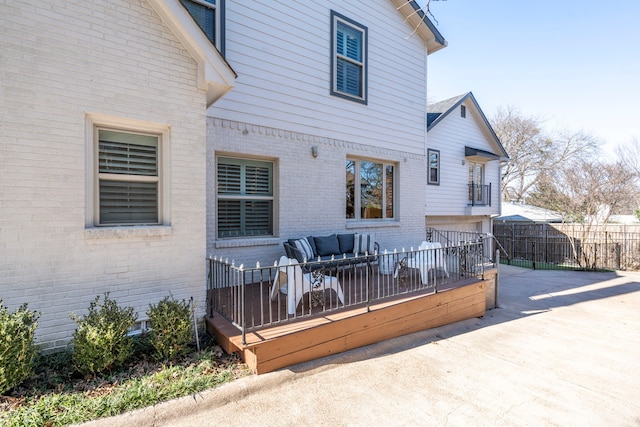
493,223 -> 640,271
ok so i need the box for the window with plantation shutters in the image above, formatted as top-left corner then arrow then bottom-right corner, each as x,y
331,11 -> 367,103
217,157 -> 274,238
97,130 -> 160,225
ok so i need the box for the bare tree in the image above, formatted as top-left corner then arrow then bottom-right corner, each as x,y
529,158 -> 638,268
491,106 -> 600,202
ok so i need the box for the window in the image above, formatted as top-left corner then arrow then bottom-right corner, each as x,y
468,162 -> 489,206
180,0 -> 225,54
346,158 -> 395,220
428,149 -> 440,185
331,11 -> 367,103
461,105 -> 466,118
95,129 -> 161,226
217,157 -> 274,238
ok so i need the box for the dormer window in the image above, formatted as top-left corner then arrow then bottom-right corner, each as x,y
180,0 -> 225,54
331,11 -> 367,104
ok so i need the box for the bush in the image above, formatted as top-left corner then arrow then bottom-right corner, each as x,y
147,296 -> 194,361
70,294 -> 136,375
0,301 -> 40,394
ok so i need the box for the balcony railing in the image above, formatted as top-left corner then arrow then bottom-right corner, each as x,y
207,241 -> 485,344
468,182 -> 491,206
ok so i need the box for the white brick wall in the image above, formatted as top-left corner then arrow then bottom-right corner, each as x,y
207,118 -> 429,267
1,0 -> 208,349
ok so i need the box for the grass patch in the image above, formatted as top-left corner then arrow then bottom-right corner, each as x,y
0,335 -> 250,427
500,258 -> 614,272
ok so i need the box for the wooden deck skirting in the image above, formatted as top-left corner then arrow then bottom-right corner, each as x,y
207,277 -> 488,374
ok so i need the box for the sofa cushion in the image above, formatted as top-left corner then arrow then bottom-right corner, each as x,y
314,234 -> 341,256
337,233 -> 355,254
306,236 -> 317,257
354,233 -> 376,254
293,238 -> 314,260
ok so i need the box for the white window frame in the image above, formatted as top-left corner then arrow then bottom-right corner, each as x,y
85,113 -> 170,228
346,157 -> 396,221
468,161 -> 486,204
331,10 -> 367,104
428,149 -> 440,185
216,156 -> 275,239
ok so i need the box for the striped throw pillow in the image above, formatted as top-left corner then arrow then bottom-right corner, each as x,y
294,238 -> 314,261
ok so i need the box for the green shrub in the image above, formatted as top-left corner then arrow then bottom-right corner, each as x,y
70,294 -> 136,375
0,301 -> 40,394
147,296 -> 194,361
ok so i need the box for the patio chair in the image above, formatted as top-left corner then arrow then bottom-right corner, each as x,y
394,241 -> 449,285
271,256 -> 344,315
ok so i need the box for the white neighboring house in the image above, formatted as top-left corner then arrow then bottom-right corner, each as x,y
425,92 -> 509,236
204,1 -> 446,266
1,0 -> 234,349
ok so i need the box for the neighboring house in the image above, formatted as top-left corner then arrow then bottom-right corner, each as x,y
1,0 -> 235,349
425,92 -> 509,236
205,1 -> 446,266
496,201 -> 564,224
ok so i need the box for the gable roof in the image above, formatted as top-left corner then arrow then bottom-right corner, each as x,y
390,0 -> 447,54
427,92 -> 509,159
147,0 -> 236,107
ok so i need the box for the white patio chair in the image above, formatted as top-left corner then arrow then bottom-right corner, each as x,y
271,257 -> 344,315
395,241 -> 449,285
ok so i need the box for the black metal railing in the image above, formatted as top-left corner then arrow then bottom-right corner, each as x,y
468,183 -> 491,206
207,241 -> 485,344
493,223 -> 640,271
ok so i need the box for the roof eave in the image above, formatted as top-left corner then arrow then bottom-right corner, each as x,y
147,0 -> 236,107
390,0 -> 447,54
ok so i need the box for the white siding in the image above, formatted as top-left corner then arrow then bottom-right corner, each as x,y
1,0 -> 208,349
426,101 -> 503,218
210,0 -> 429,155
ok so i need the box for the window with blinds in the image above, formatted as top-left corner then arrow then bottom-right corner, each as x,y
331,11 -> 367,103
97,130 -> 160,225
179,0 -> 225,54
217,157 -> 274,238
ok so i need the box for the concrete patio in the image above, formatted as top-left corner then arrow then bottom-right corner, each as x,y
84,264 -> 640,426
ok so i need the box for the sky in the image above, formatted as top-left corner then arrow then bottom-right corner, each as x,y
423,0 -> 640,156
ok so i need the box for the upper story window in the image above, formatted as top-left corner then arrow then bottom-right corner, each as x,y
217,156 -> 274,238
428,149 -> 440,185
331,11 -> 367,104
346,158 -> 395,220
461,105 -> 466,118
180,0 -> 225,54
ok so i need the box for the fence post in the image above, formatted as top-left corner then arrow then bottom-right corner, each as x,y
495,249 -> 500,308
532,241 -> 536,270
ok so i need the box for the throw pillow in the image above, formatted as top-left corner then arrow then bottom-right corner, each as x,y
337,234 -> 355,254
314,234 -> 341,257
354,233 -> 375,254
294,238 -> 314,261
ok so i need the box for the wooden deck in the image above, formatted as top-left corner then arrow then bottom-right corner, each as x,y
206,270 -> 492,374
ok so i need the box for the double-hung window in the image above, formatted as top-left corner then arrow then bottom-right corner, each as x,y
346,158 -> 395,220
331,11 -> 367,103
217,157 -> 274,238
96,129 -> 161,225
180,0 -> 225,54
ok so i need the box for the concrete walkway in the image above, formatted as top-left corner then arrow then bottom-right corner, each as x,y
83,265 -> 640,426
